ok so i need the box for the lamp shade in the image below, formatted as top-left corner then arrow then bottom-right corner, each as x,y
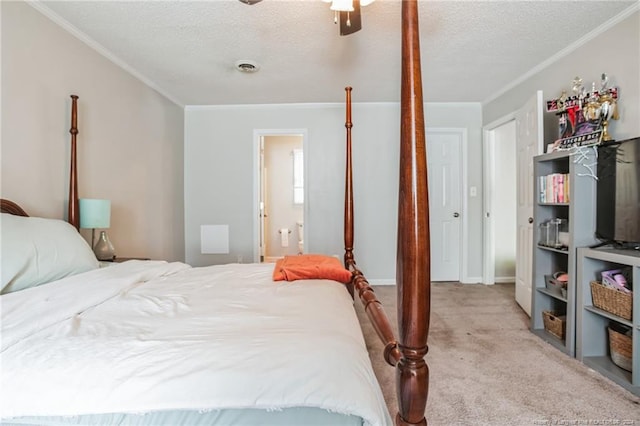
79,199 -> 111,229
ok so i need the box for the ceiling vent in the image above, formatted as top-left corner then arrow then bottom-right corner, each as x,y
235,60 -> 260,73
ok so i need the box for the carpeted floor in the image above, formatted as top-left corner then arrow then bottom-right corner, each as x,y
355,283 -> 640,426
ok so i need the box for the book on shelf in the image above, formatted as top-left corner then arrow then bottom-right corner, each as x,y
539,173 -> 570,203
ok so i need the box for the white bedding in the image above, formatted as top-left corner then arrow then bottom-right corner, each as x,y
0,261 -> 392,426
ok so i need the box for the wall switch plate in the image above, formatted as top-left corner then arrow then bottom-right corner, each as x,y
470,186 -> 477,197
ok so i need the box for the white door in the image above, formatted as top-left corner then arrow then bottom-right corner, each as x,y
514,92 -> 544,315
427,130 -> 463,282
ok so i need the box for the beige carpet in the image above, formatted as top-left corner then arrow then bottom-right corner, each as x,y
355,283 -> 640,426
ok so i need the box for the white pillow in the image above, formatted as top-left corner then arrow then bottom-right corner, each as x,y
1,213 -> 99,294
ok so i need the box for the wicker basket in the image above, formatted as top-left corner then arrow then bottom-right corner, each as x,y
590,281 -> 632,320
608,326 -> 632,372
542,310 -> 566,340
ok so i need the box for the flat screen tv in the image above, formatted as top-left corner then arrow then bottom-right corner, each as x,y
596,136 -> 640,248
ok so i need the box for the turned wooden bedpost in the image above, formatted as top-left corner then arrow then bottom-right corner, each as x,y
396,0 -> 430,425
68,95 -> 80,229
344,87 -> 355,271
343,87 -> 402,365
344,87 -> 357,298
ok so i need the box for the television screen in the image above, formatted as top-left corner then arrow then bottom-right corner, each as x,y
596,137 -> 640,246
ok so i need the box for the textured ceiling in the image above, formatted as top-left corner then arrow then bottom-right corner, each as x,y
34,0 -> 637,106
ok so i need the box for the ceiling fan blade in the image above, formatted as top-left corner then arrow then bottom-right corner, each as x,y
339,0 -> 362,36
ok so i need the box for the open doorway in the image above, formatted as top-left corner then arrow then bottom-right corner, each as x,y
253,130 -> 307,263
483,92 -> 544,316
483,118 -> 517,284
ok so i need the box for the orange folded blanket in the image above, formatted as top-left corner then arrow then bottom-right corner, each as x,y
273,254 -> 353,283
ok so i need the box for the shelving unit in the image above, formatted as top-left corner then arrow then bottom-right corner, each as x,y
531,149 -> 598,356
576,247 -> 639,396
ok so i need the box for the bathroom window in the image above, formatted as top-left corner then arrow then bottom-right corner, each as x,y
293,149 -> 304,205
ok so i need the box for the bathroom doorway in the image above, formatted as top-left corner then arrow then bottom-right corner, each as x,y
253,130 -> 307,263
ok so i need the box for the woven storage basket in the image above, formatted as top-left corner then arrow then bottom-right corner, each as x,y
590,281 -> 632,320
608,326 -> 632,372
542,310 -> 566,340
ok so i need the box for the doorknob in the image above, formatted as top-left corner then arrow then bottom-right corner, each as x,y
528,217 -> 534,223
453,212 -> 460,218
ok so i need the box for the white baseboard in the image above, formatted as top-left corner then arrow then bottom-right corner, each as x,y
367,279 -> 396,286
367,277 -> 501,285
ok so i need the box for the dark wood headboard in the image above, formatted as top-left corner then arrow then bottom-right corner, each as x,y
0,199 -> 29,216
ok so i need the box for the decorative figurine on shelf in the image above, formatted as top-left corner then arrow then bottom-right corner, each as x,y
545,73 -> 620,150
572,76 -> 586,100
596,73 -> 619,141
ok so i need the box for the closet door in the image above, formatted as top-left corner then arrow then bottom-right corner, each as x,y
427,129 -> 463,282
515,91 -> 544,316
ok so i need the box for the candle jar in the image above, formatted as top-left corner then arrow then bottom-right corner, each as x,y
547,218 -> 562,248
557,219 -> 569,248
539,222 -> 549,246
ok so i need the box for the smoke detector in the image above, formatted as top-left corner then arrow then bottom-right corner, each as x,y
235,60 -> 260,73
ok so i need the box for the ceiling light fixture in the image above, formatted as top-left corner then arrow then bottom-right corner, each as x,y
237,0 -> 262,5
323,0 -> 373,35
235,60 -> 260,73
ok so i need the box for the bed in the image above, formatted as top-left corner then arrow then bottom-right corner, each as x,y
1,257 -> 388,425
0,1 -> 430,425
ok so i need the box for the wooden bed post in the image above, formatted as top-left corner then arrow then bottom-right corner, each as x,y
342,2 -> 431,420
68,95 -> 80,230
344,86 -> 355,271
343,86 -> 402,366
396,0 -> 430,425
344,87 -> 357,299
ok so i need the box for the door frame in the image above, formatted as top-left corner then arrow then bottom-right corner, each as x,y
426,127 -> 468,283
252,129 -> 308,263
482,113 -> 515,285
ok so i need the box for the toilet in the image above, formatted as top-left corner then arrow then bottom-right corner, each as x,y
296,221 -> 304,254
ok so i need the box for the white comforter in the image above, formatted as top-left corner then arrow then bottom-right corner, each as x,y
0,261 -> 392,425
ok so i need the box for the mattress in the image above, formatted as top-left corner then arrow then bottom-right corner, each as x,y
3,407 -> 362,426
1,261 -> 391,425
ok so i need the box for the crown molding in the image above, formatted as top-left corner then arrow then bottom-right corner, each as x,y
26,0 -> 184,108
482,2 -> 640,106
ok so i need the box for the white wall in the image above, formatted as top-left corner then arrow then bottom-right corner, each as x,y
483,9 -> 639,141
1,1 -> 185,262
185,101 -> 482,283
